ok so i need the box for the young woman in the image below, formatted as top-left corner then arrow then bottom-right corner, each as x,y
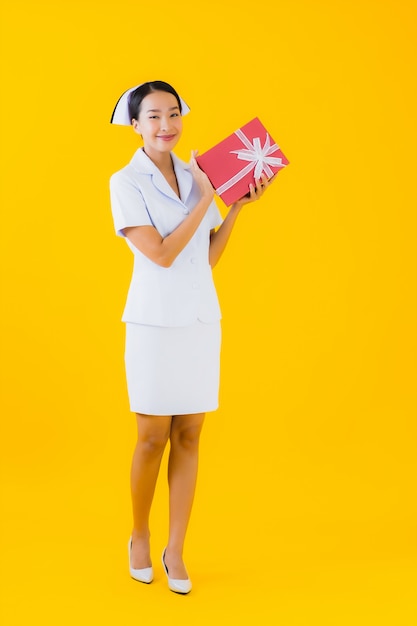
110,81 -> 274,594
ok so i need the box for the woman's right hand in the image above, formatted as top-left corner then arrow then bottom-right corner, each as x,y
190,150 -> 214,202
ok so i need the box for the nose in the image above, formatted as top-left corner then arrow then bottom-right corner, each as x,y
160,116 -> 170,131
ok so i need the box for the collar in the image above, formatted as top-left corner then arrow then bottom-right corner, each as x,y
129,148 -> 193,204
130,147 -> 190,174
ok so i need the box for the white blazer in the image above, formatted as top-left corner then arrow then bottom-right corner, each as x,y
110,148 -> 223,327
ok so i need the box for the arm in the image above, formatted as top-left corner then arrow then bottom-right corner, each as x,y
209,173 -> 275,268
123,155 -> 214,268
209,203 -> 242,268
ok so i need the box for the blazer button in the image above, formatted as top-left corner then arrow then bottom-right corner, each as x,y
183,209 -> 190,215
190,257 -> 197,264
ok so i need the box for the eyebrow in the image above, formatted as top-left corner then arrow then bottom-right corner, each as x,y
146,106 -> 180,113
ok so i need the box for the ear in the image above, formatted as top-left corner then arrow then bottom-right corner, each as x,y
132,119 -> 141,135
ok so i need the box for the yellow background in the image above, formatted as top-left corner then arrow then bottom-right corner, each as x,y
1,0 -> 416,624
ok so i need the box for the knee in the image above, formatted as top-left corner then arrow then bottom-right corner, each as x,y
171,425 -> 202,453
138,431 -> 170,457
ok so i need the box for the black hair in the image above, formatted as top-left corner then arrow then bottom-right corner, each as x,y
128,81 -> 182,123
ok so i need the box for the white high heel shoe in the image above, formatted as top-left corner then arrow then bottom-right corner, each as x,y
128,537 -> 153,584
161,548 -> 192,594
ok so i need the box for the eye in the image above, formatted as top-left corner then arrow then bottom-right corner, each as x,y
171,113 -> 179,117
149,115 -> 159,119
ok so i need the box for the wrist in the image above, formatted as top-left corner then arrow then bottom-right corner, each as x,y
230,201 -> 243,213
196,194 -> 212,211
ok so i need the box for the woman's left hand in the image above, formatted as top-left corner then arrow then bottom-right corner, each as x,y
233,173 -> 276,209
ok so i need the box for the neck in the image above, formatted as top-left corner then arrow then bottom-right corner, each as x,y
142,147 -> 173,173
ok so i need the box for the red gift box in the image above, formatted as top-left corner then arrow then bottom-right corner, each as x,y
196,117 -> 289,206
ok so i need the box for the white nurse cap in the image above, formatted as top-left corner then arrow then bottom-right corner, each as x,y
110,82 -> 190,125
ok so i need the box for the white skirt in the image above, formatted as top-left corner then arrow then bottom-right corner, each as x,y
124,321 -> 221,415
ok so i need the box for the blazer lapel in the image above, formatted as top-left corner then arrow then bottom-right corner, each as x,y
151,169 -> 180,202
172,154 -> 194,205
130,148 -> 193,205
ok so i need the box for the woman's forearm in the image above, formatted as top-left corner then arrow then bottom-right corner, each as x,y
124,194 -> 213,268
209,202 -> 243,268
159,194 -> 213,266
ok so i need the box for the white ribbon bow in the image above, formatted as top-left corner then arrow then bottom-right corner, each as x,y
216,129 -> 285,196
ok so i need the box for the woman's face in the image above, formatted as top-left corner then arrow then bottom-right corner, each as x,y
133,90 -> 183,157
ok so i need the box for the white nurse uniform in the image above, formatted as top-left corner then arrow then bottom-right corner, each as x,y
110,148 -> 223,415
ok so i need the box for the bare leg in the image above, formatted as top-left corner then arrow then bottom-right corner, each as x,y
165,413 -> 205,579
130,413 -> 172,569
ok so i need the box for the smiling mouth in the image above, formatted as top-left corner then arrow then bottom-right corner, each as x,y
157,135 -> 176,140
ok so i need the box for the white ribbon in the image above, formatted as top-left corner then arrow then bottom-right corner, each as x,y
216,129 -> 285,196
